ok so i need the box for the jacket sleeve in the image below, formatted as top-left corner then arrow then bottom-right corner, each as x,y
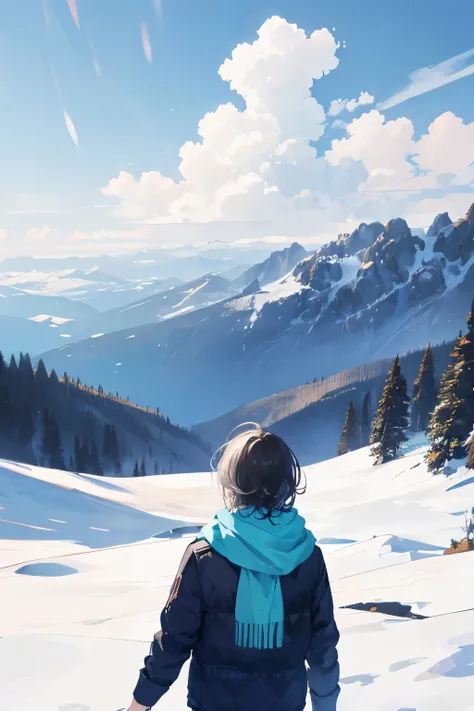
133,545 -> 204,708
306,548 -> 340,711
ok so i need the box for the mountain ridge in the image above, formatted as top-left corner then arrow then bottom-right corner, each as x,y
38,201 -> 474,425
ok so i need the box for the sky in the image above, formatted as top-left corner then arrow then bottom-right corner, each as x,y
0,0 -> 473,258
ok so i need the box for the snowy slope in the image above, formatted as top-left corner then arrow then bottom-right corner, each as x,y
0,440 -> 474,710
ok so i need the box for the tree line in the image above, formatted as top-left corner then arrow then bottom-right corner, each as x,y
337,297 -> 474,471
0,352 -> 173,476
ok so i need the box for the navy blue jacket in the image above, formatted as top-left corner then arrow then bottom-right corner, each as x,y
133,539 -> 340,711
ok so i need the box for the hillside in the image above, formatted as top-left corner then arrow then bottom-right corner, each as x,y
0,353 -> 210,476
0,440 -> 473,709
194,340 -> 455,462
39,202 -> 474,425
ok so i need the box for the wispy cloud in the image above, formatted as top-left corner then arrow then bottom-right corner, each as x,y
64,110 -> 79,146
378,48 -> 474,110
154,0 -> 163,21
141,22 -> 153,63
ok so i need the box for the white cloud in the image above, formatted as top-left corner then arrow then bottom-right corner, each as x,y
103,16 -> 340,231
101,16 -> 474,247
378,48 -> 474,110
328,91 -> 374,116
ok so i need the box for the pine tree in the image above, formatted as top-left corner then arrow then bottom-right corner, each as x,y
35,358 -> 49,385
9,354 -> 18,375
140,456 -> 147,476
337,401 -> 359,456
18,403 -> 35,448
361,392 -> 372,446
90,439 -> 103,475
48,412 -> 65,470
68,453 -> 74,471
41,409 -> 51,464
49,369 -> 59,386
74,435 -> 83,472
0,351 -> 5,380
370,355 -> 410,465
110,424 -> 121,473
427,301 -> 474,471
467,430 -> 474,470
411,343 -> 437,432
133,459 -> 140,477
18,353 -> 34,385
154,460 -> 159,475
80,437 -> 91,473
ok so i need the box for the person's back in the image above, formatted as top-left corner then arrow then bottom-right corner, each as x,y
125,425 -> 340,711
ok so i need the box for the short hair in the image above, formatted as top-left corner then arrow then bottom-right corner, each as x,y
212,423 -> 306,519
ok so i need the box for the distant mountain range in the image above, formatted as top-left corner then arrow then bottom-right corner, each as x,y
36,201 -> 474,426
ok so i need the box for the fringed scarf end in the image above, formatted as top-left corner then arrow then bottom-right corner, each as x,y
235,621 -> 283,650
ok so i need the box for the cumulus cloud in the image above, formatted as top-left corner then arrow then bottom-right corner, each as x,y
103,16 -> 340,230
102,16 -> 474,242
328,91 -> 374,116
378,48 -> 474,110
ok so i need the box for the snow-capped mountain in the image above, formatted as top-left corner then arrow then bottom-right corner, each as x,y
233,242 -> 308,288
39,202 -> 474,425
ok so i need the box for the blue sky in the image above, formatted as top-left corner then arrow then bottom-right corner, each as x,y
0,0 -> 473,257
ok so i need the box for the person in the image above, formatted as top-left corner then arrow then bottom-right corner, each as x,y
125,424 -> 340,711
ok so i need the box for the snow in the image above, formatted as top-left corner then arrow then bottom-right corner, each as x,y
28,314 -> 73,325
90,332 -> 104,339
236,271 -> 308,326
161,305 -> 195,320
1,441 -> 473,710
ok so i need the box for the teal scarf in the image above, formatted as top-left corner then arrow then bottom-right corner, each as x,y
199,507 -> 316,650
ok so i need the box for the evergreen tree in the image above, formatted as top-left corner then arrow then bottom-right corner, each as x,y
69,453 -> 74,471
18,403 -> 35,448
49,369 -> 59,386
80,437 -> 91,473
133,459 -> 140,477
9,354 -> 18,375
411,343 -> 437,432
337,401 -> 359,456
370,355 -> 410,465
74,435 -> 83,472
140,456 -> 147,476
102,423 -> 111,461
154,460 -> 159,475
427,301 -> 474,471
90,439 -> 103,475
35,358 -> 49,385
467,430 -> 474,470
0,351 -> 5,380
361,392 -> 372,446
48,412 -> 65,470
41,409 -> 51,464
110,424 -> 121,473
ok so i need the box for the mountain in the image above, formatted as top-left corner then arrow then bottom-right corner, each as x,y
67,273 -> 239,339
0,353 -> 210,475
233,242 -> 308,288
38,202 -> 474,425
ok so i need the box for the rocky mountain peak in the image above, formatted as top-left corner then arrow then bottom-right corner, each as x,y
427,212 -> 452,238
